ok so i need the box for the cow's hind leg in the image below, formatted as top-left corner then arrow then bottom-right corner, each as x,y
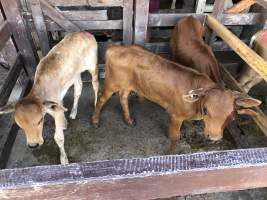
54,111 -> 69,164
168,115 -> 182,153
70,76 -> 83,119
119,90 -> 136,127
91,84 -> 114,127
89,68 -> 99,107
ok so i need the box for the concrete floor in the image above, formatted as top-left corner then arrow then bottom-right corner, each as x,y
4,80 -> 267,199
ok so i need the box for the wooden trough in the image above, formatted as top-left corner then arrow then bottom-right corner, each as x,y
1,0 -> 267,199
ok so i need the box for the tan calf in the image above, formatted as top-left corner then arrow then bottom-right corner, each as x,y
92,45 -> 261,152
0,32 -> 99,164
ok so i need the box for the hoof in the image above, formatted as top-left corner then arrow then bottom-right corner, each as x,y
91,115 -> 100,128
124,118 -> 136,127
69,113 -> 77,120
60,157 -> 69,165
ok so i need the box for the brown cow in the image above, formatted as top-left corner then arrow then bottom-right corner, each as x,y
170,16 -> 221,84
92,45 -> 261,152
0,32 -> 99,164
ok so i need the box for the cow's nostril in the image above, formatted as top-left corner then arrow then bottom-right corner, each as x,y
28,143 -> 39,149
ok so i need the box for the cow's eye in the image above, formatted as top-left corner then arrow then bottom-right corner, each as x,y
203,106 -> 208,115
37,118 -> 43,125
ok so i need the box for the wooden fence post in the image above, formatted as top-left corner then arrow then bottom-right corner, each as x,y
30,0 -> 50,56
134,0 -> 149,44
206,0 -> 227,45
0,0 -> 38,78
123,0 -> 133,44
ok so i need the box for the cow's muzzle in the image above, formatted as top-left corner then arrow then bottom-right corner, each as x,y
28,143 -> 39,149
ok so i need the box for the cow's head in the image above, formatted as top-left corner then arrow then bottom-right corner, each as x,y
0,97 -> 67,148
183,88 -> 261,141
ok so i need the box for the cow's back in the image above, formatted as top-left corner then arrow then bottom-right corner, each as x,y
31,32 -> 97,99
171,17 -> 221,83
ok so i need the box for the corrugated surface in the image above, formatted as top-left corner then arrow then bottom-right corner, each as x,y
1,147 -> 267,189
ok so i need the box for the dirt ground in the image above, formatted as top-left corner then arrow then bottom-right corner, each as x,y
3,79 -> 267,199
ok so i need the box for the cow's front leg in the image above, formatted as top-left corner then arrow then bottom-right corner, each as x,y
168,115 -> 182,153
54,111 -> 69,164
119,90 -> 136,127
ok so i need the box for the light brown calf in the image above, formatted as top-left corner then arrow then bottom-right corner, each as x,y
0,32 -> 99,164
170,16 -> 221,84
92,45 -> 261,152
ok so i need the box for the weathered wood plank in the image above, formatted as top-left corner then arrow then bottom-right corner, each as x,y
134,0 -> 149,44
45,0 -> 123,7
148,13 -> 260,27
40,0 -> 80,32
0,21 -> 11,51
148,13 -> 205,27
45,20 -> 123,31
0,54 -> 23,106
207,15 -> 267,81
0,0 -> 38,77
2,148 -> 267,199
122,0 -> 133,44
226,0 -> 256,13
56,10 -> 108,21
207,0 -> 227,45
30,0 -> 50,56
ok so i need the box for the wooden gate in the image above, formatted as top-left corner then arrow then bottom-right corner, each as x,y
23,0 -> 133,56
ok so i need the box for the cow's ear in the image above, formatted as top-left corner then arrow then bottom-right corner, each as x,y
235,96 -> 262,108
43,101 -> 67,112
0,102 -> 16,114
237,108 -> 259,116
183,88 -> 205,103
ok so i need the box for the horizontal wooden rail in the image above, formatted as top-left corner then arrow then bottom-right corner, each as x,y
0,21 -> 11,51
56,10 -> 108,21
148,13 -> 261,27
45,0 -> 123,7
0,54 -> 23,106
45,20 -> 123,31
206,15 -> 267,81
1,148 -> 267,199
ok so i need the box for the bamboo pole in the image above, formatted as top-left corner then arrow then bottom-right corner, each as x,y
225,0 -> 256,13
206,15 -> 267,81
